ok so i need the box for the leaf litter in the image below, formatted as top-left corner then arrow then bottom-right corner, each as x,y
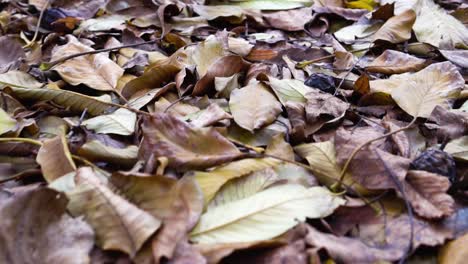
0,0 -> 467,263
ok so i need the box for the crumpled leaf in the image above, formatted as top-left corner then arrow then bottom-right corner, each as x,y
305,89 -> 349,123
75,14 -> 130,33
36,135 -> 76,182
413,0 -> 468,49
264,8 -> 313,31
426,106 -> 468,141
189,103 -> 232,128
60,167 -> 161,257
372,9 -> 416,43
193,158 -> 280,205
370,62 -> 464,118
82,108 -> 136,135
192,5 -> 245,21
51,36 -> 124,91
229,82 -> 282,132
111,174 -> 203,262
404,170 -> 455,219
268,77 -> 310,105
190,35 -> 226,77
0,36 -> 25,73
265,133 -> 294,160
190,184 -> 345,244
0,185 -> 94,264
0,108 -> 17,135
139,113 -> 242,170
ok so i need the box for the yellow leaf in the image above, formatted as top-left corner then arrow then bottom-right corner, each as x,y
346,0 -> 377,11
439,233 -> 468,264
445,136 -> 468,161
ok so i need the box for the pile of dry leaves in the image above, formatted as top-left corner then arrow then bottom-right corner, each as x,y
0,0 -> 467,263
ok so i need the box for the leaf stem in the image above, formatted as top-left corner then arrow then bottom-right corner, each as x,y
0,137 -> 43,146
24,0 -> 51,48
331,117 -> 418,192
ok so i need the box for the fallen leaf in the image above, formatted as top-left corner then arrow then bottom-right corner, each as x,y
370,62 -> 464,118
189,103 -> 232,128
111,174 -> 203,262
229,82 -> 282,132
82,108 -> 136,135
0,36 -> 25,73
445,136 -> 468,161
61,167 -> 161,257
3,86 -> 115,115
139,113 -> 242,170
404,170 -> 455,219
413,0 -> 468,49
264,8 -> 313,31
0,108 -> 17,135
190,184 -> 344,244
426,106 -> 468,141
51,36 -> 124,91
372,9 -> 416,43
438,232 -> 468,264
0,185 -> 94,264
214,0 -> 314,10
268,77 -> 309,105
192,158 -> 280,205
36,135 -> 76,182
0,70 -> 43,88
305,89 -> 349,123
77,140 -> 138,167
265,133 -> 294,160
440,50 -> 468,68
366,50 -> 427,74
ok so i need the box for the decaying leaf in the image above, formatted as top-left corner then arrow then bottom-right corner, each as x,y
0,108 -> 17,135
82,108 -> 136,135
372,9 -> 416,43
0,71 -> 43,88
366,50 -> 427,74
140,113 -> 242,170
0,185 -> 94,264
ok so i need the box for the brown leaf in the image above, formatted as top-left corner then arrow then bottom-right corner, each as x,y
426,105 -> 468,141
264,8 -> 313,31
404,170 -> 455,219
366,50 -> 427,74
305,214 -> 453,263
64,167 -> 161,257
139,113 -> 242,170
192,55 -> 250,96
439,232 -> 468,264
0,36 -> 25,73
305,89 -> 349,124
229,82 -> 282,132
51,36 -> 124,91
0,185 -> 94,264
372,10 -> 416,43
190,103 -> 232,128
265,133 -> 295,160
36,135 -> 76,182
353,73 -> 370,95
335,127 -> 411,190
111,174 -> 203,262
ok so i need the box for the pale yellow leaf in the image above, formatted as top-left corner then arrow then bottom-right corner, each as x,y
445,136 -> 468,161
82,108 -> 136,135
192,158 -> 281,205
0,108 -> 16,135
372,9 -> 416,43
0,70 -> 42,88
190,184 -> 345,244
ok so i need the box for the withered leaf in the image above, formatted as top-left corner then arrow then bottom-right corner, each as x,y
139,113 -> 242,170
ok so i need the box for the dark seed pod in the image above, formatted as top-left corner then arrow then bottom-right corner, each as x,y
304,73 -> 336,94
411,148 -> 457,183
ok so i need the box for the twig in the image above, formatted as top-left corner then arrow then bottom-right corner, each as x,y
332,117 -> 418,192
43,39 -> 159,70
24,0 -> 51,48
375,150 -> 414,264
0,137 -> 43,146
296,47 -> 371,69
164,95 -> 191,113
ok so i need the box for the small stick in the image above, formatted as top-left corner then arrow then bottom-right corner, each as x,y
24,0 -> 51,48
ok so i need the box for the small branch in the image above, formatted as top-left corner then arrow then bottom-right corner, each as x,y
0,137 -> 43,146
24,0 -> 51,48
43,39 -> 159,70
332,117 -> 418,192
